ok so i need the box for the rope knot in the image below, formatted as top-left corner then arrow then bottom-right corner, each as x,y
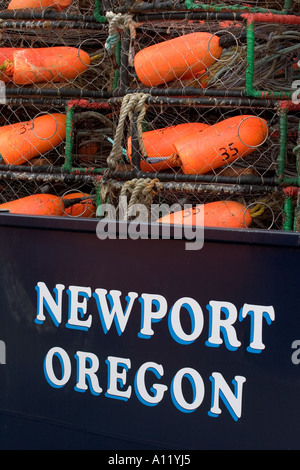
107,93 -> 150,170
119,178 -> 162,220
105,11 -> 136,57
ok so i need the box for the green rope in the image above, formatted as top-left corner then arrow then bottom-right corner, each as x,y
245,20 -> 293,99
294,194 -> 300,231
63,106 -> 74,172
293,121 -> 300,230
93,0 -> 107,23
284,0 -> 293,12
112,40 -> 121,90
245,20 -> 255,97
282,177 -> 300,186
283,197 -> 294,231
184,0 -> 291,14
277,111 -> 288,181
293,119 -> 300,180
95,184 -> 102,210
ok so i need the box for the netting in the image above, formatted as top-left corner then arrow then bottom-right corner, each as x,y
106,99 -> 296,182
0,20 -> 113,94
122,16 -> 300,97
1,0 -> 98,15
0,2 -> 298,231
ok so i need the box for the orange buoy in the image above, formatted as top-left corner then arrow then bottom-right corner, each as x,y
0,194 -> 63,216
173,115 -> 268,175
0,113 -> 66,165
127,123 -> 210,172
2,47 -> 90,85
157,200 -> 252,229
62,192 -> 96,218
134,32 -> 223,87
8,0 -> 72,11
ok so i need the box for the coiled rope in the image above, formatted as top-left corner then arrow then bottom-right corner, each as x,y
119,178 -> 161,220
105,11 -> 136,62
107,93 -> 150,169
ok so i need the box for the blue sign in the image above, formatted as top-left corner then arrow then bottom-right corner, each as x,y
0,214 -> 299,450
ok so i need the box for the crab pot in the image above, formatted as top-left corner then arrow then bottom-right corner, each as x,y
100,176 -> 295,231
0,168 -> 98,217
109,96 -> 299,189
223,16 -> 300,98
0,99 -> 68,168
66,103 -> 117,173
154,183 -> 293,232
0,97 -> 119,175
1,0 -> 100,17
0,18 -> 115,95
119,13 -> 300,98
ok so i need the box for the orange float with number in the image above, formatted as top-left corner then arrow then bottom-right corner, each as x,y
173,115 -> 268,175
127,122 -> 210,172
62,192 -> 96,218
8,0 -> 72,11
157,200 -> 252,229
134,32 -> 223,87
0,194 -> 63,216
0,47 -> 90,85
0,113 -> 66,165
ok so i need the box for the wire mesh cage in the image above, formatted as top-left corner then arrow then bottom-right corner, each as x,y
0,171 -> 98,218
89,93 -> 298,232
119,14 -> 300,97
0,97 -> 119,172
0,17 -> 116,96
64,100 -> 117,172
0,99 -> 67,167
97,174 -> 297,231
1,0 -> 99,16
105,96 -> 298,186
0,1 -> 298,232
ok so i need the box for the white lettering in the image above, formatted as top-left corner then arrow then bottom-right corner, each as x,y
138,293 -> 168,339
105,356 -> 132,401
206,300 -> 241,351
66,286 -> 92,331
240,303 -> 275,353
35,282 -> 275,354
171,367 -> 205,412
35,282 -> 65,327
169,297 -> 204,345
93,289 -> 138,335
135,361 -> 168,406
44,346 -> 71,388
74,351 -> 102,395
209,372 -> 246,421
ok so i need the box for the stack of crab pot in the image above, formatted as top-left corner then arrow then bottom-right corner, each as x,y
100,0 -> 300,232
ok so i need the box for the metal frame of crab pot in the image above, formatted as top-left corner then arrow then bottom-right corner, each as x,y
114,10 -> 300,98
104,95 -> 299,231
109,0 -> 298,15
107,95 -> 299,186
0,18 -> 114,94
0,96 -> 114,175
